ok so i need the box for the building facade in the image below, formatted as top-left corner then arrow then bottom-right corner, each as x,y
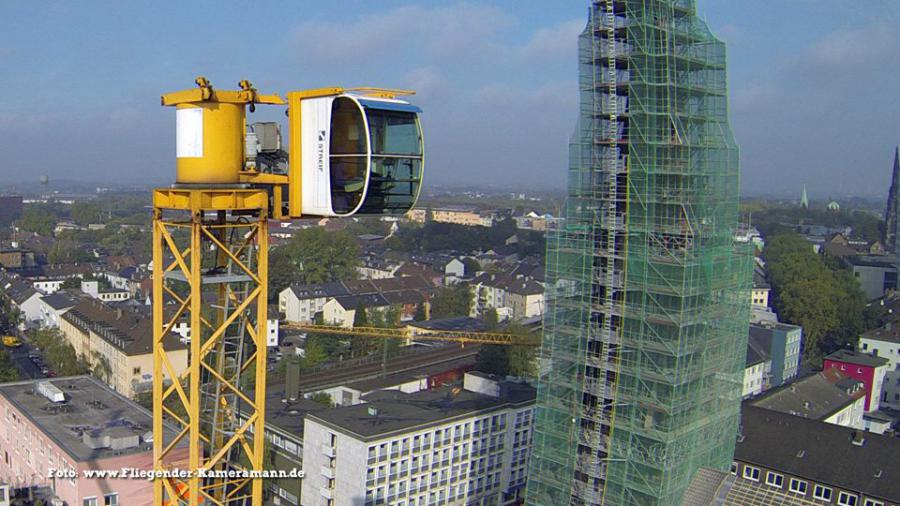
527,1 -> 749,505
749,322 -> 802,388
823,350 -> 889,413
0,376 -> 188,506
860,324 -> 900,409
301,374 -> 535,506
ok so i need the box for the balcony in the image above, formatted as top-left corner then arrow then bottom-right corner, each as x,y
321,466 -> 335,479
321,445 -> 335,457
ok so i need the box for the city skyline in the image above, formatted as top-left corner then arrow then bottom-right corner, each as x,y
0,1 -> 899,197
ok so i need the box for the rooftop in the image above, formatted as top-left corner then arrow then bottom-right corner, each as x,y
861,322 -> 900,345
62,299 -> 185,356
306,381 -> 535,442
824,349 -> 889,368
681,468 -> 820,506
0,376 -> 180,462
750,369 -> 864,420
736,405 -> 900,502
844,255 -> 900,269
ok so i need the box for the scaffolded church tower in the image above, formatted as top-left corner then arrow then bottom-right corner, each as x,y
526,1 -> 750,505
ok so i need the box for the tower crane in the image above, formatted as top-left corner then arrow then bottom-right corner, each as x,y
151,78 -> 539,506
152,77 -> 425,506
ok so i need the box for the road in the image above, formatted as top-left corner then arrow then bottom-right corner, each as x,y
5,341 -> 46,380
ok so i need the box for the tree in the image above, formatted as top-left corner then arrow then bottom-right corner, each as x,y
351,304 -> 375,356
0,349 -> 19,382
483,308 -> 499,330
310,392 -> 334,407
764,233 -> 870,364
17,206 -> 58,236
71,201 -> 104,226
268,228 -> 359,300
475,345 -> 510,376
413,303 -> 427,322
302,339 -> 328,370
430,284 -> 473,319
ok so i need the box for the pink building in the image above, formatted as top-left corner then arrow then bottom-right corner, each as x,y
824,349 -> 890,412
0,376 -> 188,506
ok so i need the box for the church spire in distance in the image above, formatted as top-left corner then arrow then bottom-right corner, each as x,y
885,146 -> 900,253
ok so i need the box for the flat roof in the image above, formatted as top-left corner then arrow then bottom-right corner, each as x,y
0,376 -> 180,462
750,369 -> 864,420
307,382 -> 535,442
824,349 -> 889,368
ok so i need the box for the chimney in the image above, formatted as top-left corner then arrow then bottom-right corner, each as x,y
116,308 -> 123,320
285,357 -> 300,401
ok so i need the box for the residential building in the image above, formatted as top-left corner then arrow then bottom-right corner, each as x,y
681,467 -> 821,506
751,265 -> 770,308
734,405 -> 900,506
470,274 -> 544,321
405,208 -> 428,224
743,339 -> 771,399
0,249 -> 35,270
823,350 -> 889,412
860,322 -> 900,410
528,1 -> 749,503
80,280 -> 130,303
59,300 -> 187,398
750,368 -> 867,429
431,207 -> 494,227
749,321 -> 802,388
37,291 -> 79,329
0,376 -> 188,506
358,255 -> 403,280
323,294 -> 391,328
301,372 -> 535,506
844,256 -> 899,300
279,281 -> 349,323
0,275 -> 43,329
513,212 -> 557,232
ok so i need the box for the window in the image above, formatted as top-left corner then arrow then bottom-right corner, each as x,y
814,485 -> 833,501
104,494 -> 118,506
864,499 -> 884,506
837,492 -> 858,506
742,465 -> 760,482
83,499 -> 98,506
765,472 -> 784,488
789,478 -> 808,494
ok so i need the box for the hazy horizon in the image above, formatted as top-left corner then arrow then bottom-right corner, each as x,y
1,1 -> 898,199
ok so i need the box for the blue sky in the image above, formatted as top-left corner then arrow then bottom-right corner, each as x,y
1,1 -> 899,198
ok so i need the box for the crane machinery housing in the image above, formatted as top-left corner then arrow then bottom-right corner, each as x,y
151,78 -> 425,506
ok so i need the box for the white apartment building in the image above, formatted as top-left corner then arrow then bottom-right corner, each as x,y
301,373 -> 535,506
859,323 -> 900,410
278,282 -> 348,323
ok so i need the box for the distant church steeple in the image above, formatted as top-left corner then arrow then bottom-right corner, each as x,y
884,147 -> 900,253
800,185 -> 809,209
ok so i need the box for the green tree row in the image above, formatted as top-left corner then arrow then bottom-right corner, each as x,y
764,234 -> 882,364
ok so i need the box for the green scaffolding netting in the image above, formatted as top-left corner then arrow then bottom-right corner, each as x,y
526,1 -> 751,505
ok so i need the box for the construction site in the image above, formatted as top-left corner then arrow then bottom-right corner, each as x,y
526,1 -> 750,505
